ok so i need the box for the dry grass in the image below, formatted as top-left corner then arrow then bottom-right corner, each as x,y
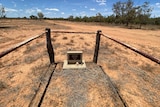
23,42 -> 44,54
0,19 -> 160,107
0,81 -> 8,91
24,54 -> 42,64
85,42 -> 90,46
51,38 -> 56,42
79,37 -> 84,40
62,37 -> 68,40
70,39 -> 74,43
66,43 -> 73,46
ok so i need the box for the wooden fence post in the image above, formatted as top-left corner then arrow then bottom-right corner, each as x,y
93,30 -> 101,63
46,28 -> 55,64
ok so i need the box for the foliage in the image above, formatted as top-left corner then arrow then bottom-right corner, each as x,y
30,15 -> 38,19
112,0 -> 152,27
0,5 -> 6,18
63,0 -> 155,29
135,2 -> 152,28
37,12 -> 44,19
0,1 -> 159,29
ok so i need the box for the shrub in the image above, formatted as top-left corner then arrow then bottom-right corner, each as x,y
63,37 -> 68,40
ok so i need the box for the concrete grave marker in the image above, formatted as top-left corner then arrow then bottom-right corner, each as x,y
63,51 -> 86,69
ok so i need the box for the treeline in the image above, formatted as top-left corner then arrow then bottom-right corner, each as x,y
1,0 -> 160,28
66,0 -> 160,29
66,13 -> 160,25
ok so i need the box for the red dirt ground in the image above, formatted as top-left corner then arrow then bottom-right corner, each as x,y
0,19 -> 160,107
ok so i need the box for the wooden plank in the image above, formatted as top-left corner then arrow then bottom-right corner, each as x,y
40,63 -> 125,107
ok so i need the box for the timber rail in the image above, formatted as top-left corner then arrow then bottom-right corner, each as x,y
0,28 -> 159,65
0,32 -> 45,58
101,33 -> 160,64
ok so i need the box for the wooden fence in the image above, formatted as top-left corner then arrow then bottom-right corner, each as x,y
0,28 -> 159,64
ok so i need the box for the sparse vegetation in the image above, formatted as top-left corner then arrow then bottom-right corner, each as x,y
79,37 -> 84,40
0,18 -> 159,107
70,39 -> 74,43
23,42 -> 44,54
0,81 -> 8,91
85,42 -> 90,46
62,36 -> 68,40
0,5 -> 6,18
51,38 -> 56,42
140,63 -> 156,72
24,55 -> 42,64
66,43 -> 73,46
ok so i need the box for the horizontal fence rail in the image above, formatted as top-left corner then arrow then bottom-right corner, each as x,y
0,32 -> 45,58
101,33 -> 160,64
51,30 -> 96,34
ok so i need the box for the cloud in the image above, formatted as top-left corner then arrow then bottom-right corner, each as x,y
96,0 -> 106,6
45,8 -> 59,11
11,1 -> 17,7
72,9 -> 76,11
5,8 -> 18,12
90,8 -> 96,11
25,8 -> 42,14
36,8 -> 42,12
156,3 -> 160,5
99,2 -> 106,6
85,6 -> 88,8
61,12 -> 65,15
25,9 -> 36,14
44,12 -> 51,15
80,11 -> 86,16
156,3 -> 160,8
19,9 -> 23,11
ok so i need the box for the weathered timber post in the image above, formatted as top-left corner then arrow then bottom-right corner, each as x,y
46,28 -> 55,64
93,30 -> 101,63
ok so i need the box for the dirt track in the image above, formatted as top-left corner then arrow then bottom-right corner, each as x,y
0,19 -> 160,107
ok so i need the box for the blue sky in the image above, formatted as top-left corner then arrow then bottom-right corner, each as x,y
0,0 -> 160,18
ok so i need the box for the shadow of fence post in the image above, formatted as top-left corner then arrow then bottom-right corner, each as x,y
93,30 -> 101,63
46,28 -> 55,64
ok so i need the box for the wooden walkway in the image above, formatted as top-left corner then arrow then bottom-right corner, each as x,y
29,63 -> 125,107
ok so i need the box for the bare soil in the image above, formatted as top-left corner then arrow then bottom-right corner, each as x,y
0,19 -> 160,107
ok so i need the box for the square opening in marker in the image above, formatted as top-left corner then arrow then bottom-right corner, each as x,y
67,51 -> 82,64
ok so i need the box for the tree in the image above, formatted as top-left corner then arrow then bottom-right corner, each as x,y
37,12 -> 44,19
112,1 -> 125,24
68,15 -> 74,21
95,13 -> 104,22
125,0 -> 135,26
30,15 -> 38,19
112,0 -> 135,26
0,5 -> 6,18
136,2 -> 152,28
112,0 -> 152,28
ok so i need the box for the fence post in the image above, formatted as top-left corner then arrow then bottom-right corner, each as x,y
46,28 -> 55,64
93,30 -> 101,63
